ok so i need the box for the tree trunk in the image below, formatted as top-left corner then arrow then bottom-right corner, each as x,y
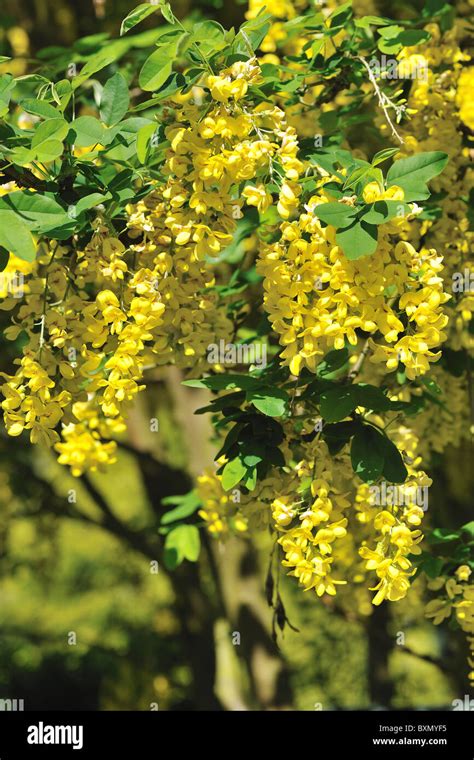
367,602 -> 394,707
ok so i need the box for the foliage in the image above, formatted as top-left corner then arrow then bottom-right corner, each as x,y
0,0 -> 472,700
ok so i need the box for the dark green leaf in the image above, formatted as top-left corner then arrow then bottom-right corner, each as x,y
317,348 -> 349,378
183,374 -> 258,391
320,387 -> 357,423
0,246 -> 9,272
351,426 -> 384,483
379,434 -> 408,484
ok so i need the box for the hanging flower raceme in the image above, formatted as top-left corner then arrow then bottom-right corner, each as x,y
257,184 -> 449,379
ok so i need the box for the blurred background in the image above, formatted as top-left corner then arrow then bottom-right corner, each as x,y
0,0 -> 472,710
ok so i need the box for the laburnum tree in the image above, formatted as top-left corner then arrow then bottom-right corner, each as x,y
0,0 -> 472,700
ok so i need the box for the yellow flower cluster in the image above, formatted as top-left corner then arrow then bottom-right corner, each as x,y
396,23 -> 474,353
0,60 -> 303,474
456,67 -> 474,131
126,58 -> 302,368
273,440 -> 351,596
353,426 -> 427,604
257,185 -> 449,379
197,467 -> 248,536
198,423 -> 427,609
389,366 -> 471,459
426,567 -> 474,685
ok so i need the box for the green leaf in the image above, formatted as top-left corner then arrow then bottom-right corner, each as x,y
0,191 -> 72,235
20,99 -> 61,119
351,426 -> 384,483
135,72 -> 186,106
221,457 -> 247,491
191,20 -> 228,55
422,555 -> 445,579
72,40 -> 129,88
323,421 -> 359,442
164,524 -> 201,568
234,13 -> 272,53
320,387 -> 357,423
0,247 -> 10,272
139,35 -> 181,91
100,72 -> 129,126
240,443 -> 265,467
35,140 -> 64,162
0,73 -> 15,117
353,383 -> 396,411
378,25 -> 404,39
336,220 -> 378,259
378,434 -> 408,484
8,147 -> 36,166
242,467 -> 258,491
428,528 -> 460,543
0,210 -> 36,262
31,117 -> 69,151
386,151 -> 448,201
136,122 -> 158,164
397,30 -> 431,47
316,348 -> 349,378
342,161 -> 383,191
314,201 -> 359,228
246,387 -> 288,417
75,192 -> 112,215
183,374 -> 258,391
120,3 -> 158,35
371,148 -> 400,166
354,16 -> 392,28
158,1 -> 177,25
328,1 -> 352,27
420,376 -> 442,396
361,200 -> 411,225
70,115 -> 105,147
461,521 -> 474,539
161,491 -> 201,525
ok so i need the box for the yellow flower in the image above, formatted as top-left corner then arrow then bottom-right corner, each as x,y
456,565 -> 472,582
242,184 -> 272,214
425,598 -> 452,625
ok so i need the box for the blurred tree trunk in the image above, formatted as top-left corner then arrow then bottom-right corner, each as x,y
211,537 -> 293,709
367,603 -> 394,707
129,370 -> 294,710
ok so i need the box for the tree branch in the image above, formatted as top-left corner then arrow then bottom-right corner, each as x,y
0,161 -> 54,192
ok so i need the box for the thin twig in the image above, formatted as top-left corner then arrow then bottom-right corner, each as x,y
348,338 -> 371,382
358,56 -> 404,145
